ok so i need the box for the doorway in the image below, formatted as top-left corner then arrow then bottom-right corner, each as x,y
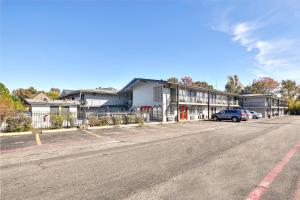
180,105 -> 188,120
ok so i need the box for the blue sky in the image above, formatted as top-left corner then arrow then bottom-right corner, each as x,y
1,0 -> 300,91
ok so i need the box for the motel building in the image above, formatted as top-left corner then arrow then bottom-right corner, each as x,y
119,78 -> 240,122
239,94 -> 288,118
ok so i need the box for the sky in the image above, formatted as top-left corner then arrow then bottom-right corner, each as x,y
1,0 -> 300,91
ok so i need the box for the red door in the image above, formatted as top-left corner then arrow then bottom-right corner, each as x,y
180,106 -> 188,120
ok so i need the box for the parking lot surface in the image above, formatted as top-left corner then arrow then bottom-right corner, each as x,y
1,116 -> 300,200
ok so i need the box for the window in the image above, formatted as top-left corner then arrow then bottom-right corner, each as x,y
50,106 -> 59,115
170,88 -> 177,102
81,94 -> 85,100
60,106 -> 69,115
154,86 -> 163,102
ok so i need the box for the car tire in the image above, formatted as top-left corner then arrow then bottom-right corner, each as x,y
231,117 -> 238,122
213,116 -> 218,121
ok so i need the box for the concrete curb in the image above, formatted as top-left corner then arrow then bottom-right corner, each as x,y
42,128 -> 78,134
0,131 -> 32,137
87,121 -> 177,130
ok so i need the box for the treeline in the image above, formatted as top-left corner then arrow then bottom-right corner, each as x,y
0,83 -> 61,112
168,75 -> 300,114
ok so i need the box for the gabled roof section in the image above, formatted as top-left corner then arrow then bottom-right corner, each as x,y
119,78 -> 167,93
32,93 -> 51,101
61,88 -> 119,98
61,89 -> 76,97
25,98 -> 81,106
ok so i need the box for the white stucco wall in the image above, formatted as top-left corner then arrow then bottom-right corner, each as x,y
132,82 -> 164,107
31,105 -> 78,128
242,97 -> 267,107
84,94 -> 126,107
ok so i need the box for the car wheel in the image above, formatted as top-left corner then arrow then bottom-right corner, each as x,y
213,116 -> 218,121
232,117 -> 238,122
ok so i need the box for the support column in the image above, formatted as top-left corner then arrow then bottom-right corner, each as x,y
207,90 -> 210,119
177,85 -> 180,122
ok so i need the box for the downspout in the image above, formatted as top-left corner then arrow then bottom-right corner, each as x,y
269,97 -> 272,117
227,95 -> 230,109
207,90 -> 210,119
177,84 -> 180,122
278,98 -> 280,116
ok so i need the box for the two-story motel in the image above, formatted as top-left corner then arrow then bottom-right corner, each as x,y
59,78 -> 288,123
239,94 -> 287,118
119,78 -> 240,122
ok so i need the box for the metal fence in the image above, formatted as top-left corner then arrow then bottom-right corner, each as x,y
0,109 -> 147,132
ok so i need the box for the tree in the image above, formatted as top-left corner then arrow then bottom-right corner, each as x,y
193,81 -> 214,90
167,77 -> 179,83
181,76 -> 193,85
47,88 -> 61,100
241,85 -> 254,94
225,75 -> 243,94
250,77 -> 279,94
12,87 -> 38,103
280,80 -> 299,99
0,83 -> 17,123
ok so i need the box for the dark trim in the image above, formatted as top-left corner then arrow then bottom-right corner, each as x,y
119,78 -> 167,93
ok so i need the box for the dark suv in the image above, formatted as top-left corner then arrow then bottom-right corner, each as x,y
212,109 -> 246,122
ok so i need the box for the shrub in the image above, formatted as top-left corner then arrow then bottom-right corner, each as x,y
63,113 -> 75,127
135,115 -> 144,125
87,116 -> 100,127
50,115 -> 64,129
112,115 -> 122,125
124,115 -> 136,124
99,116 -> 110,126
6,115 -> 32,132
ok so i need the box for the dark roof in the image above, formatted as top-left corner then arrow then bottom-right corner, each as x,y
61,88 -> 119,98
240,94 -> 286,101
25,99 -> 81,106
119,78 -> 167,92
61,89 -> 76,97
167,82 -> 239,96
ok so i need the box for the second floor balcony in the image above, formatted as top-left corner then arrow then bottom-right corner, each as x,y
179,96 -> 208,104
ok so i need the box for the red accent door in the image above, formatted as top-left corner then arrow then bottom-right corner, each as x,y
180,106 -> 188,120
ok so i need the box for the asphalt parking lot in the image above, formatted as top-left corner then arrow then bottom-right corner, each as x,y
1,116 -> 300,200
0,119 -> 246,152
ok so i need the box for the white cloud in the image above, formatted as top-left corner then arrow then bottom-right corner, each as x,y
227,21 -> 300,82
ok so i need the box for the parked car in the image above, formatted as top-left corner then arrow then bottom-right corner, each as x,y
212,109 -> 246,122
243,110 -> 253,120
250,111 -> 263,119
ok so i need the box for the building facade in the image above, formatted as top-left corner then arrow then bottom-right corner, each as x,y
239,94 -> 288,118
25,94 -> 80,128
119,78 -> 241,122
60,88 -> 128,114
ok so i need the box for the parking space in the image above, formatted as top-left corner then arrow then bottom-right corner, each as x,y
0,117 -> 292,153
0,134 -> 36,151
39,130 -> 95,145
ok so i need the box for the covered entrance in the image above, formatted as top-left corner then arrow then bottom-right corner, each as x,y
180,105 -> 188,120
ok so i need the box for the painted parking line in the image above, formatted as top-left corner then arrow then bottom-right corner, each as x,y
245,140 -> 300,200
82,129 -> 102,138
35,133 -> 42,146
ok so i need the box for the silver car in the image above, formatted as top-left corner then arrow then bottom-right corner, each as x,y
250,111 -> 263,119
